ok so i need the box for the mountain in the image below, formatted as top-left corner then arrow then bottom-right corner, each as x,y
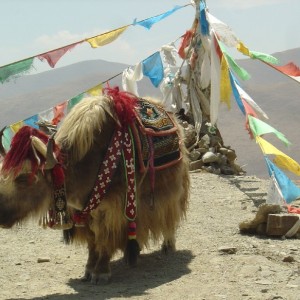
1,48 -> 300,179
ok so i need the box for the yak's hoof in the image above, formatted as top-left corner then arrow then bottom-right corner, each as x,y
81,270 -> 92,282
161,241 -> 176,255
91,272 -> 111,285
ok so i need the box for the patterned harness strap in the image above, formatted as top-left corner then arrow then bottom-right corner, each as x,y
73,126 -> 136,226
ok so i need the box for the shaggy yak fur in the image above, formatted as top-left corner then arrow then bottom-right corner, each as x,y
0,91 -> 190,284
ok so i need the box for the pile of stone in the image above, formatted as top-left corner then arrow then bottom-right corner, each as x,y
181,121 -> 245,176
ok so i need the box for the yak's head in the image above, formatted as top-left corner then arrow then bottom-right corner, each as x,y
0,126 -> 61,228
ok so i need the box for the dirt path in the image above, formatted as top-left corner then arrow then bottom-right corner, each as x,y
0,172 -> 299,300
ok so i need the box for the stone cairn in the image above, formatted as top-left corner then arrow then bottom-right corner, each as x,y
177,112 -> 245,176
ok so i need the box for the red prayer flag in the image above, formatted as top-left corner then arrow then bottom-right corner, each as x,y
52,102 -> 67,125
273,62 -> 300,77
38,43 -> 81,68
242,99 -> 258,139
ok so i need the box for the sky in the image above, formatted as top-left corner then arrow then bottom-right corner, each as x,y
0,0 -> 299,73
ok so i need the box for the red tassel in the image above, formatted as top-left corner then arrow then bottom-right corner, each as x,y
2,126 -> 48,176
128,221 -> 137,240
52,164 -> 65,188
103,87 -> 138,126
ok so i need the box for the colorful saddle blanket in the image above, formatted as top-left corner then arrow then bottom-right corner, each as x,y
132,98 -> 182,172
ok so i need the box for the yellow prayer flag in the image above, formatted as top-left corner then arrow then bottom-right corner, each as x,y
86,84 -> 103,96
220,55 -> 231,109
256,136 -> 300,176
86,26 -> 128,48
273,156 -> 300,176
10,121 -> 24,134
256,136 -> 282,155
237,41 -> 250,57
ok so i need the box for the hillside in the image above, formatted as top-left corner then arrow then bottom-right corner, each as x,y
0,48 -> 300,178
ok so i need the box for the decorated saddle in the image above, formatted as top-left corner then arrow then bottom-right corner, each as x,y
132,98 -> 182,173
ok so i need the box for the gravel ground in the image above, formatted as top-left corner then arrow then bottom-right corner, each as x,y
0,172 -> 299,300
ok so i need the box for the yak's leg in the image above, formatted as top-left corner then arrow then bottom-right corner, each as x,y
161,231 -> 176,254
81,241 -> 99,281
91,250 -> 112,284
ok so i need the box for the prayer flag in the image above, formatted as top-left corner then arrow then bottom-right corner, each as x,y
52,102 -> 67,125
210,32 -> 222,125
24,115 -> 39,129
224,52 -> 250,81
122,64 -> 143,95
87,26 -> 128,48
206,13 -> 239,47
257,136 -> 300,176
236,85 -> 268,120
250,51 -> 279,65
10,121 -> 24,134
265,156 -> 300,204
134,6 -> 183,29
200,1 -> 209,36
2,127 -> 13,152
248,115 -> 291,146
270,62 -> 300,83
229,71 -> 245,115
38,43 -> 79,68
220,56 -> 231,108
86,84 -> 103,96
67,93 -> 85,112
0,58 -> 34,83
142,52 -> 164,87
236,41 -> 250,56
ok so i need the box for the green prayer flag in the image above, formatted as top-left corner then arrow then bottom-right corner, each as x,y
0,58 -> 34,83
250,51 -> 279,65
67,93 -> 85,112
219,41 -> 250,80
249,115 -> 291,146
225,53 -> 251,80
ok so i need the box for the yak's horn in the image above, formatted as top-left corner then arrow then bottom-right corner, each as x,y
45,134 -> 58,170
0,126 -> 7,157
31,135 -> 58,169
31,136 -> 47,157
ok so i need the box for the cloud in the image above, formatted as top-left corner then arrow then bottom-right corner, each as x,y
214,0 -> 284,9
34,30 -> 86,49
32,29 -> 139,66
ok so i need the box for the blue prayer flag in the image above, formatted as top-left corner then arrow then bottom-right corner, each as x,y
134,5 -> 183,29
142,52 -> 164,87
229,71 -> 245,115
265,156 -> 300,204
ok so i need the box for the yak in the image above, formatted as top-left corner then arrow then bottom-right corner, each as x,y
0,87 -> 190,284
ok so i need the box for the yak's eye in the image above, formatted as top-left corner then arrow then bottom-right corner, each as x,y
14,173 -> 36,186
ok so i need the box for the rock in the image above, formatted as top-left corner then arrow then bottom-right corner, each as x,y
189,160 -> 204,171
202,151 -> 218,163
220,165 -> 235,175
37,257 -> 50,263
198,147 -> 208,153
199,134 -> 210,147
254,279 -> 273,285
219,147 -> 228,155
189,149 -> 201,161
282,255 -> 295,262
218,246 -> 237,254
266,214 -> 300,237
226,149 -> 237,161
239,204 -> 283,234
